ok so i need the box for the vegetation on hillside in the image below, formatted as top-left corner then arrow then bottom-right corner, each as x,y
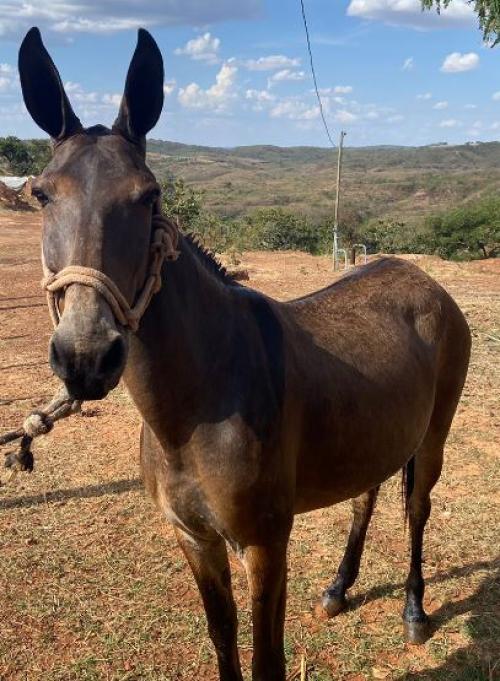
147,141 -> 500,230
0,137 -> 51,176
3,137 -> 498,261
161,178 -> 330,255
424,195 -> 500,259
162,177 -> 499,261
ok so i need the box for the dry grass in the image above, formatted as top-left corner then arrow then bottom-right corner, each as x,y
0,214 -> 498,680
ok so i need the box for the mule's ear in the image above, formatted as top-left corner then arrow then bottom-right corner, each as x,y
18,27 -> 82,141
113,29 -> 164,142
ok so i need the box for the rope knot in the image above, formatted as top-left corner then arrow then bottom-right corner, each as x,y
22,411 -> 54,439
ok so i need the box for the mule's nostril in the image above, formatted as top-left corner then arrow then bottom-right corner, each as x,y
49,336 -> 71,380
98,336 -> 126,377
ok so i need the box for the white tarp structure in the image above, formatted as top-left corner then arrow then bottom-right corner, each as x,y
0,176 -> 33,191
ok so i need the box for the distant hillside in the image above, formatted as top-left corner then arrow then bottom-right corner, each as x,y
146,140 -> 500,223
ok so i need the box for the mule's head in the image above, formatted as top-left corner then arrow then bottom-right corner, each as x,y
19,27 -> 164,400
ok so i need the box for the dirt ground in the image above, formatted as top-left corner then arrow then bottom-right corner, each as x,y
0,212 -> 498,681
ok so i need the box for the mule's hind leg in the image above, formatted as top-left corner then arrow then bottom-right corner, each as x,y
322,486 -> 380,617
403,441 -> 444,645
175,529 -> 243,681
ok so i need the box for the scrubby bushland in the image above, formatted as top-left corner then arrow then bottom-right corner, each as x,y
0,137 -> 51,176
163,177 -> 499,261
161,178 -> 330,255
423,195 -> 500,260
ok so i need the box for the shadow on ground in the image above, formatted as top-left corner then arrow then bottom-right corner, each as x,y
0,477 -> 143,510
394,557 -> 499,681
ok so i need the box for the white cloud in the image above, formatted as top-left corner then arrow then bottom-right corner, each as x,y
333,85 -> 353,94
0,63 -> 16,92
101,93 -> 122,107
244,55 -> 300,71
65,82 -> 126,110
174,32 -> 220,64
64,81 -> 99,103
245,88 -> 276,110
402,57 -> 414,71
441,52 -> 479,73
0,0 -> 262,38
268,69 -> 306,85
178,62 -> 238,111
387,114 -> 404,123
270,100 -> 319,120
417,92 -> 432,100
335,109 -> 358,123
433,100 -> 448,110
464,103 -> 477,109
347,0 -> 474,30
0,77 -> 11,92
492,92 -> 500,101
246,89 -> 275,101
164,80 -> 177,96
440,118 -> 460,128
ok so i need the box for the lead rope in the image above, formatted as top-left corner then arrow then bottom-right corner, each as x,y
0,206 -> 179,484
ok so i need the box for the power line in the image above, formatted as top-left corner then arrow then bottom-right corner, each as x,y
299,0 -> 336,148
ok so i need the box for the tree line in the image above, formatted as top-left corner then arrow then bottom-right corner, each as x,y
163,178 -> 499,261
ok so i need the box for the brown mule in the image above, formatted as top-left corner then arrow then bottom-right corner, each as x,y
18,28 -> 471,681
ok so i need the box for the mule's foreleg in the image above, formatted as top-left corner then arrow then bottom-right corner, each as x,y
244,540 -> 289,681
175,529 -> 243,681
322,486 -> 379,617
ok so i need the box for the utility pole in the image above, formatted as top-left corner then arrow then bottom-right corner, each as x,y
333,130 -> 346,271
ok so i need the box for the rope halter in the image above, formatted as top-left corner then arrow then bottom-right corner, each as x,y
41,212 -> 179,332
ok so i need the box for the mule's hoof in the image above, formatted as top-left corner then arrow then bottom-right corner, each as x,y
321,590 -> 347,618
404,618 -> 431,645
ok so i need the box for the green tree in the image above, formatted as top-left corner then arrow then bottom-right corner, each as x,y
361,218 -> 431,255
161,178 -> 203,228
28,139 -> 52,174
421,1 -> 500,44
338,206 -> 368,264
0,136 -> 33,175
161,177 -> 244,253
425,196 -> 500,259
245,208 -> 328,254
0,137 -> 51,175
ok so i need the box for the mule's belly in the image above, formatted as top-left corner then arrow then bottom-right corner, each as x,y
292,357 -> 437,513
294,429 -> 422,514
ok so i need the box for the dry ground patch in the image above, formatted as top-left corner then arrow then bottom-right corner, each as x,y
0,213 -> 498,680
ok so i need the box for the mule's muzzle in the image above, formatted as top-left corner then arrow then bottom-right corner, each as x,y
49,330 -> 127,401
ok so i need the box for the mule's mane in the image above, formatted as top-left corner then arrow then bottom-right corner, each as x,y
183,234 -> 236,286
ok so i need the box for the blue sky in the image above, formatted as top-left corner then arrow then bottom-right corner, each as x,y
0,0 -> 499,147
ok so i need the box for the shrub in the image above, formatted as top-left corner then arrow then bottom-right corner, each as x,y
424,196 -> 500,260
244,208 -> 329,254
0,136 -> 51,175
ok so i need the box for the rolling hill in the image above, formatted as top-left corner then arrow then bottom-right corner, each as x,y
146,140 -> 500,224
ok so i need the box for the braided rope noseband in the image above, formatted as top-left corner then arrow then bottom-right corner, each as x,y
0,210 -> 180,484
41,212 -> 179,332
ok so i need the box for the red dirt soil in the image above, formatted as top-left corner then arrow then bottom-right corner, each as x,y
0,213 -> 498,681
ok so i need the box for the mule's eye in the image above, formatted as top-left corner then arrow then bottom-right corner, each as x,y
32,188 -> 50,207
140,188 -> 160,207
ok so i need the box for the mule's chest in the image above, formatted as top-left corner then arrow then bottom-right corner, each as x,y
141,417 -> 289,543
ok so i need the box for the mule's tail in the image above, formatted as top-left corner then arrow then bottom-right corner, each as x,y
402,456 -> 415,522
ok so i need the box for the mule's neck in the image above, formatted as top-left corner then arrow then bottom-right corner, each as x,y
123,235 -> 237,445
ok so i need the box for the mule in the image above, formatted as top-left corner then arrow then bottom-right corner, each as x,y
18,27 -> 471,681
